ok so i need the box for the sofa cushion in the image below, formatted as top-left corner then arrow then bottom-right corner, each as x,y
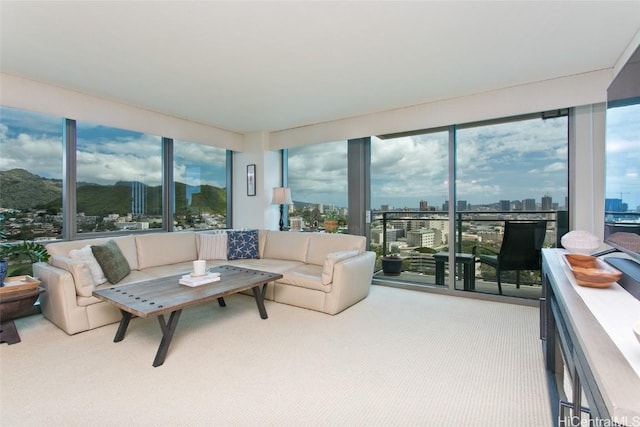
227,258 -> 303,275
280,264 -> 330,292
135,232 -> 197,269
68,245 -> 107,285
258,230 -> 268,258
50,255 -> 96,297
46,237 -> 109,258
263,231 -> 309,262
198,232 -> 228,260
306,233 -> 365,266
113,235 -> 139,270
227,230 -> 259,260
321,250 -> 360,285
91,240 -> 131,284
142,261 -> 195,278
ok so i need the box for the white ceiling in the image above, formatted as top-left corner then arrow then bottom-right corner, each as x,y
2,1 -> 640,134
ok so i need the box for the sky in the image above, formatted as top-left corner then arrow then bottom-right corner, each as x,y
1,104 -> 638,211
289,115 -> 572,210
0,106 -> 227,189
605,103 -> 640,211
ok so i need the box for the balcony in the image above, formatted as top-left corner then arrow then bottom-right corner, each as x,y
371,210 -> 567,300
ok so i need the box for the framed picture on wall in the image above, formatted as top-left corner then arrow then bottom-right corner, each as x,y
247,164 -> 256,196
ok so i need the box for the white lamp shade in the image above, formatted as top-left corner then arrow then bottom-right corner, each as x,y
272,187 -> 293,205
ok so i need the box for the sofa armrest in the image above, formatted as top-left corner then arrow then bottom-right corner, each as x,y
33,262 -> 90,335
323,251 -> 375,315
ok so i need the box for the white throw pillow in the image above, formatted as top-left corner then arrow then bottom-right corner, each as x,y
69,245 -> 107,285
198,233 -> 228,261
50,255 -> 96,297
321,250 -> 359,285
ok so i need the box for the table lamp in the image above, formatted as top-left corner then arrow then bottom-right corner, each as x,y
272,187 -> 293,231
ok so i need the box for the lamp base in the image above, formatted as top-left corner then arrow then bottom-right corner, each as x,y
279,205 -> 284,231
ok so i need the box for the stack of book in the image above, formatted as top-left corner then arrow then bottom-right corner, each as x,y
179,271 -> 221,287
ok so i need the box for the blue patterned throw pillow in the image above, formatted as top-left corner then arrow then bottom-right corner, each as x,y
227,230 -> 260,260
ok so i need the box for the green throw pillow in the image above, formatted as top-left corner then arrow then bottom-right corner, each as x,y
91,240 -> 130,284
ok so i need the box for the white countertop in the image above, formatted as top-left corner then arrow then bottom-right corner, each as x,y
554,249 -> 640,378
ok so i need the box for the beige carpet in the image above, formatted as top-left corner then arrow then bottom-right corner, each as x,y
0,285 -> 552,426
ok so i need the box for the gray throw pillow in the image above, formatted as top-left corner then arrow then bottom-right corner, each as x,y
91,240 -> 130,284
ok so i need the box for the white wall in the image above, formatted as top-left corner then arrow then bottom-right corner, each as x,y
232,132 -> 282,230
269,69 -> 612,150
570,104 -> 606,239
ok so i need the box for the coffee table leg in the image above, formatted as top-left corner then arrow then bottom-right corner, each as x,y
114,310 -> 133,342
252,285 -> 268,319
217,297 -> 226,307
153,309 -> 182,367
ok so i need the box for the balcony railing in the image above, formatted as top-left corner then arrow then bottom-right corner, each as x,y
371,209 -> 567,298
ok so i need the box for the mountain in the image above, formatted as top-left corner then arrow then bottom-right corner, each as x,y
0,169 -> 226,216
0,168 -> 62,210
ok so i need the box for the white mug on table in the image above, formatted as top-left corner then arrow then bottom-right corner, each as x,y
193,260 -> 207,276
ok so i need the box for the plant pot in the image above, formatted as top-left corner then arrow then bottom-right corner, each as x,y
0,260 -> 8,286
324,219 -> 338,233
0,288 -> 41,321
381,257 -> 403,276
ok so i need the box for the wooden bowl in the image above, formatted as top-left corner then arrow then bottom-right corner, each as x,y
564,254 -> 597,269
564,254 -> 622,288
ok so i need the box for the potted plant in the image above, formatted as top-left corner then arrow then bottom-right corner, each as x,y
0,224 -> 50,284
381,253 -> 403,276
323,211 -> 339,233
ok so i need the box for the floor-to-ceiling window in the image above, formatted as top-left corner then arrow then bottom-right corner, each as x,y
76,123 -> 163,233
285,112 -> 568,299
370,130 -> 449,281
287,140 -> 348,232
605,102 -> 640,218
455,113 -> 568,297
0,106 -> 63,241
1,104 -> 229,241
173,140 -> 227,230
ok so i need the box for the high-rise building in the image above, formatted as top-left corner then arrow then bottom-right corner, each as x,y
500,200 -> 511,211
131,181 -> 146,215
605,198 -> 626,212
541,195 -> 552,210
419,200 -> 429,211
523,198 -> 536,211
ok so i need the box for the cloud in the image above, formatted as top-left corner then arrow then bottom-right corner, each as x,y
285,117 -> 573,209
0,123 -> 63,179
605,104 -> 640,209
288,140 -> 349,206
0,110 -> 227,189
2,104 -> 637,210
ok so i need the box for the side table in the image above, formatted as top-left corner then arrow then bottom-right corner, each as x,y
434,252 -> 476,290
0,281 -> 44,345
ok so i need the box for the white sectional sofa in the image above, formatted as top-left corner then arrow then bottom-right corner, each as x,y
33,230 -> 376,335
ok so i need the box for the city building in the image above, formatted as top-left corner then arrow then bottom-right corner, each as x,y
406,228 -> 444,248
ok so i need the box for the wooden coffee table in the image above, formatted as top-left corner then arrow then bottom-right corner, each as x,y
93,265 -> 282,367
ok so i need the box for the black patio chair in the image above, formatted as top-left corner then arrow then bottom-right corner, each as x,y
472,220 -> 547,295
